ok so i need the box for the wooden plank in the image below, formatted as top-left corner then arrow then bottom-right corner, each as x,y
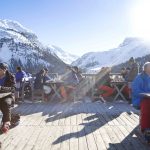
84,126 -> 98,150
104,126 -> 125,150
22,126 -> 42,150
51,126 -> 63,150
1,126 -> 33,150
69,126 -> 79,150
60,126 -> 70,150
98,127 -> 116,150
40,126 -> 54,150
78,126 -> 89,150
110,126 -> 129,150
118,125 -> 138,150
10,127 -> 36,150
1,101 -> 149,150
92,126 -> 107,150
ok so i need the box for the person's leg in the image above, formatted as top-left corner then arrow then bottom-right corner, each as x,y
140,98 -> 150,132
60,86 -> 68,101
0,97 -> 12,124
99,85 -> 114,98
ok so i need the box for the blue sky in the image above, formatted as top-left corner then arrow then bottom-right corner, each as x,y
0,0 -> 138,56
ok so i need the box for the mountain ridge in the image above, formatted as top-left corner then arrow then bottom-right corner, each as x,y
72,37 -> 150,71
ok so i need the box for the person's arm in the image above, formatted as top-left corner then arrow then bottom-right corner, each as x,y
22,71 -> 27,78
132,76 -> 144,95
0,75 -> 16,93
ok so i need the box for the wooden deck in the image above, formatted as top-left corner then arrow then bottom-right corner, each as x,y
0,100 -> 149,150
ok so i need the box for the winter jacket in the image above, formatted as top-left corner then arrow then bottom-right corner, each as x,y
132,72 -> 150,107
15,71 -> 27,82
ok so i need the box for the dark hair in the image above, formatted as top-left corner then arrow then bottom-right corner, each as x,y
39,69 -> 45,74
16,66 -> 22,71
0,63 -> 8,70
44,68 -> 48,72
129,57 -> 135,62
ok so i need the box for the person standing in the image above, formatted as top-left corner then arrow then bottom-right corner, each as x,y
15,67 -> 27,83
126,57 -> 139,102
127,57 -> 139,82
0,63 -> 16,133
15,67 -> 27,102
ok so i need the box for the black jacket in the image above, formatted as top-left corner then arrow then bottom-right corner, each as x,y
34,72 -> 44,89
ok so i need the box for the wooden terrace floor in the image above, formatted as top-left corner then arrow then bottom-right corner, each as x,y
0,100 -> 149,150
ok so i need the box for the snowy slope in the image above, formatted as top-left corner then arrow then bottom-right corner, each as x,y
47,45 -> 79,64
72,38 -> 150,71
0,19 -> 66,73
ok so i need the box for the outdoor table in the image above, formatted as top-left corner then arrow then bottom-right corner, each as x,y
44,80 -> 64,100
111,81 -> 127,101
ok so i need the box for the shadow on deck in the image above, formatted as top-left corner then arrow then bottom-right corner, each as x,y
0,101 -> 149,150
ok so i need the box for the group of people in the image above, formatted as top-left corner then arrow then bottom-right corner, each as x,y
34,65 -> 83,102
1,56 -> 150,140
0,63 -> 84,133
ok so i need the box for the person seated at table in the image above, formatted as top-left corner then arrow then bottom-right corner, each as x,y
0,63 -> 16,133
60,66 -> 80,101
120,67 -> 132,101
15,66 -> 27,102
93,69 -> 114,102
43,68 -> 54,101
132,62 -> 150,109
43,67 -> 52,83
34,69 -> 45,90
127,57 -> 139,82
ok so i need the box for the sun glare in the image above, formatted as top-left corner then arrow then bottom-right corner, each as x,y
131,0 -> 150,41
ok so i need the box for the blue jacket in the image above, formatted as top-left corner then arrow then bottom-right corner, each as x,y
15,71 -> 27,82
132,72 -> 150,107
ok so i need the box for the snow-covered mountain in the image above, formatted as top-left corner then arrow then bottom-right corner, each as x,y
47,45 -> 79,64
72,38 -> 150,71
0,19 -> 67,73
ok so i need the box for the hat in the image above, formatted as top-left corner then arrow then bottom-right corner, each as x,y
0,63 -> 8,70
129,57 -> 134,62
